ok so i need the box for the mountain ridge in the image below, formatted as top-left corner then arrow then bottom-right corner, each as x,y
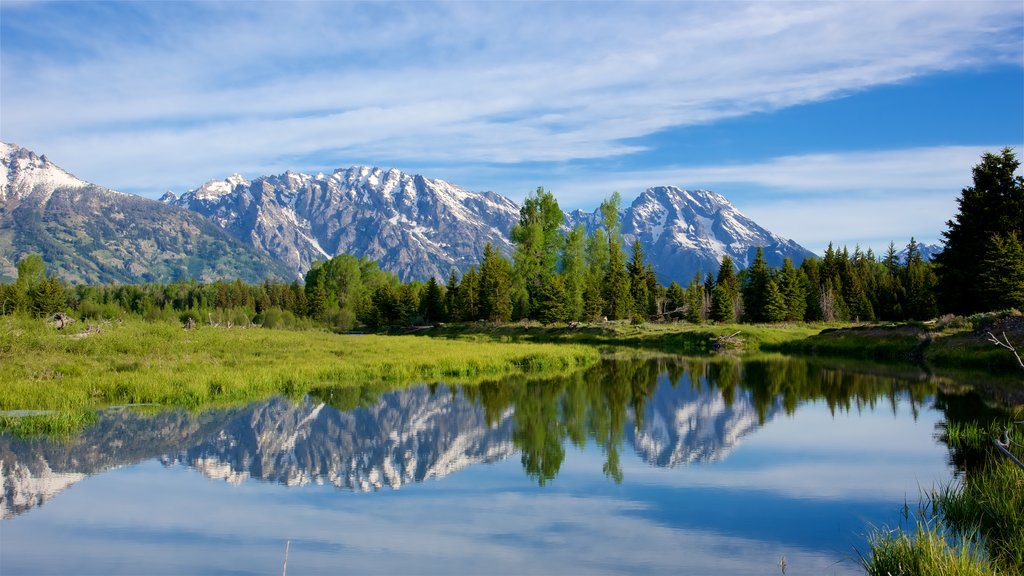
2,142 -> 816,285
164,164 -> 816,284
0,143 -> 292,283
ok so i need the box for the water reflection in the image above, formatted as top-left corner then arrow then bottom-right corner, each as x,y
2,356 -> 944,520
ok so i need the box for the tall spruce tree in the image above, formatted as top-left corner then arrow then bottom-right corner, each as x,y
627,239 -> 650,319
935,148 -> 1024,314
978,232 -> 1024,310
742,247 -> 771,322
711,256 -> 739,322
561,224 -> 587,321
600,193 -> 631,320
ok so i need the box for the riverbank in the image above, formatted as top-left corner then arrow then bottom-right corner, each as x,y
0,316 -> 599,435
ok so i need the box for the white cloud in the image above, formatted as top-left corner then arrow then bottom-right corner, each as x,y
1,2 -> 1020,196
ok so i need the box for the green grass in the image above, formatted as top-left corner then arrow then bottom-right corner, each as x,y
860,519 -> 995,576
424,320 -> 827,355
863,420 -> 1024,575
0,316 -> 598,435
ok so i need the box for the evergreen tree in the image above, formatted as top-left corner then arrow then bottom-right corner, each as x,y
420,277 -> 446,323
935,148 -> 1024,314
711,256 -> 739,322
627,239 -> 650,319
742,247 -> 771,322
603,240 -> 631,320
645,264 -> 661,317
903,238 -> 938,320
536,275 -> 569,324
30,275 -> 66,318
561,224 -> 587,321
600,193 -> 631,320
763,278 -> 788,322
582,228 -> 608,321
479,243 -> 514,322
779,258 -> 807,321
456,266 -> 480,321
666,281 -> 686,313
444,270 -> 459,320
979,232 -> 1024,310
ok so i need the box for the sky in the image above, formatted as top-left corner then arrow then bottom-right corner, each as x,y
2,1 -> 1022,255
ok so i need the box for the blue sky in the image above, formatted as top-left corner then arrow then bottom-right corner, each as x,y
2,1 -> 1022,254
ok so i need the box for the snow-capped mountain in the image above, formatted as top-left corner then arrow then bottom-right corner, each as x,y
569,186 -> 817,283
166,168 -> 814,284
0,143 -> 291,283
161,167 -> 520,282
898,242 -> 943,263
2,141 -> 815,285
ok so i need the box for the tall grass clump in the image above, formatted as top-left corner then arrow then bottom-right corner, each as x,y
860,518 -> 994,576
936,419 -> 1024,574
864,419 -> 1024,575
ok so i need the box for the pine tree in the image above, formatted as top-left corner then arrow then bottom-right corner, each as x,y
456,266 -> 480,321
582,228 -> 608,321
627,239 -> 649,319
763,278 -> 788,322
603,240 -> 631,320
935,148 -> 1024,314
742,247 -> 771,322
711,256 -> 739,322
420,277 -> 446,323
537,275 -> 569,324
600,193 -> 631,320
979,232 -> 1024,310
479,243 -> 514,322
561,224 -> 587,321
779,258 -> 807,321
666,282 -> 686,313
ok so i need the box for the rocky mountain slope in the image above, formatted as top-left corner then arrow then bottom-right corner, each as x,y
621,186 -> 815,282
164,168 -> 816,285
0,143 -> 291,284
161,167 -> 520,282
3,142 -> 816,285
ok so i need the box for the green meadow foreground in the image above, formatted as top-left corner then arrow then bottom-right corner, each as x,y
2,314 -> 1022,574
0,317 -> 599,434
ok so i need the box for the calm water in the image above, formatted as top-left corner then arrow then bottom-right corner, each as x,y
1,356 -> 969,575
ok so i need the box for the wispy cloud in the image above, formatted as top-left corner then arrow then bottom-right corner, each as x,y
2,2 -> 1020,196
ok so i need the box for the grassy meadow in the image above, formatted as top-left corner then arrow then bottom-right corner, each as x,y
0,316 -> 598,434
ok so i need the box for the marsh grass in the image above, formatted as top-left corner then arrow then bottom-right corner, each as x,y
0,317 -> 598,435
425,320 -> 826,355
860,518 -> 995,576
864,420 -> 1024,575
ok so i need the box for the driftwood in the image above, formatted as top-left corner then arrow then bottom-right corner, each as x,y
710,331 -> 742,352
995,426 -> 1024,472
986,331 -> 1024,370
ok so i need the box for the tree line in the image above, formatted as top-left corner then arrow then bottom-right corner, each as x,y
2,148 -> 1020,328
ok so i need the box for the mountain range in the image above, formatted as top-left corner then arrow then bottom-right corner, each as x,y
2,142 -> 815,285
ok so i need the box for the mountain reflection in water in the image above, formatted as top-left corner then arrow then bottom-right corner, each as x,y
1,356 -> 939,519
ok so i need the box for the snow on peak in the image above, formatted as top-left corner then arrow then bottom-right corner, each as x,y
1,142 -> 90,203
193,175 -> 244,200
